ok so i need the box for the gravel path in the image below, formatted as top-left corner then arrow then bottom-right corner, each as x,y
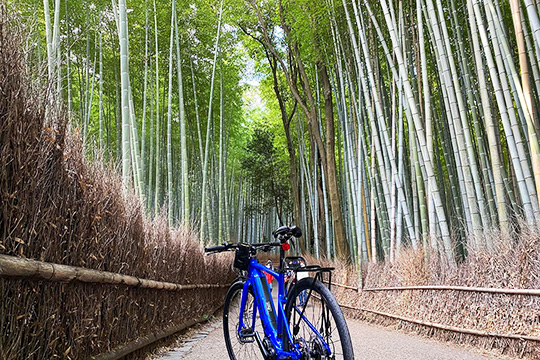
157,315 -> 508,360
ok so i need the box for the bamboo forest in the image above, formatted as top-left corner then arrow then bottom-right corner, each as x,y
8,0 -> 540,266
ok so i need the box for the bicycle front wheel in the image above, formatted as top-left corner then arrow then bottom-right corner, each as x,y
223,281 -> 262,360
284,277 -> 355,359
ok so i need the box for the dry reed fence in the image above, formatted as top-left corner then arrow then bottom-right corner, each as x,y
322,231 -> 540,359
0,10 -> 234,360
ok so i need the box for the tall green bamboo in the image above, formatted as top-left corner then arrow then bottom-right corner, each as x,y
200,0 -> 223,243
379,0 -> 454,264
218,62 -> 224,242
99,25 -> 104,152
118,0 -> 131,191
174,10 -> 190,226
166,0 -> 176,226
153,0 -> 161,215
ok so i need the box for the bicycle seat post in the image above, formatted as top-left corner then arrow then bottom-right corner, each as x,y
279,245 -> 285,274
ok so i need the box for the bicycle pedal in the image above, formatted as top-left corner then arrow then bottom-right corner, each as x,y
240,328 -> 254,336
239,328 -> 256,342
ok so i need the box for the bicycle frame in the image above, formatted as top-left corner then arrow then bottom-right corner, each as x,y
236,258 -> 331,359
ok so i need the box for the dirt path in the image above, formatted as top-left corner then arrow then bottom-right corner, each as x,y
156,315 -> 511,360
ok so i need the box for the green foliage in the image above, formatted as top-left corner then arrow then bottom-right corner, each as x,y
242,125 -> 291,218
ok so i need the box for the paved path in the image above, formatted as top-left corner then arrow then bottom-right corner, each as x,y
156,315 -> 510,360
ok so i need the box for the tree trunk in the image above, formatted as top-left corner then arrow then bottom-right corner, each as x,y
318,62 -> 350,261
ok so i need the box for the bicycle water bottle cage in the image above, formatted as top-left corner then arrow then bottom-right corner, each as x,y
233,244 -> 251,271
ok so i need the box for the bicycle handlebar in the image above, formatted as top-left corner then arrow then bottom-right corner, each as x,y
204,244 -> 230,253
204,241 -> 282,255
205,226 -> 302,255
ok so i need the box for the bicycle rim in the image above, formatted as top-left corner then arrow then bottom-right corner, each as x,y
223,284 -> 262,360
285,278 -> 354,359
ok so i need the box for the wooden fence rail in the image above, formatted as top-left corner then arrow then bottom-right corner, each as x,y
309,291 -> 540,343
329,281 -> 540,296
0,254 -> 229,290
338,302 -> 540,342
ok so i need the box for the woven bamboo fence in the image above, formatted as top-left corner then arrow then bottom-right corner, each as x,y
323,282 -> 540,342
322,244 -> 540,359
0,18 -> 235,359
0,255 -> 230,360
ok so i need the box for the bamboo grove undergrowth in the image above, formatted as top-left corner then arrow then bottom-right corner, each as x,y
11,0 -> 540,267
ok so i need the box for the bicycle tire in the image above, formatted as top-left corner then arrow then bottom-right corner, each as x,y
223,281 -> 262,360
284,277 -> 355,359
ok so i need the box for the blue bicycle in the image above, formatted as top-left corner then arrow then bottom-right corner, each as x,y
205,225 -> 354,360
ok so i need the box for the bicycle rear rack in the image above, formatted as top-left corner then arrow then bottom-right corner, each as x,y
296,265 -> 334,291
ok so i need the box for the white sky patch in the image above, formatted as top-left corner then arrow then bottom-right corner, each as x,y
243,85 -> 266,115
188,28 -> 200,47
238,45 -> 267,125
239,56 -> 263,87
222,23 -> 236,34
102,8 -> 116,24
273,26 -> 287,52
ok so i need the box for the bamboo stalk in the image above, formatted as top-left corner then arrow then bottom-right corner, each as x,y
118,0 -> 132,192
174,10 -> 189,226
166,0 -> 176,226
153,0 -> 161,215
0,255 -> 229,290
200,0 -> 223,243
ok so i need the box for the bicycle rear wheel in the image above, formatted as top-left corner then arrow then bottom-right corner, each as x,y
284,277 -> 355,359
223,282 -> 262,360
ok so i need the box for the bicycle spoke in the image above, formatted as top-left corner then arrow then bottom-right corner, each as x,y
225,287 -> 261,360
288,283 -> 346,359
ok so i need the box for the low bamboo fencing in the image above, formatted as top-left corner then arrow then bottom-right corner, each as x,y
0,254 -> 230,360
330,281 -> 540,296
337,302 -> 540,342
4,254 -> 540,357
326,281 -> 540,343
